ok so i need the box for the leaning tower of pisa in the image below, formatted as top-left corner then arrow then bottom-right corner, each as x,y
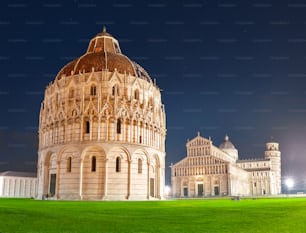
265,142 -> 281,194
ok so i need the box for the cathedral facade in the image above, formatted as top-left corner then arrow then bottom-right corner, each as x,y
171,133 -> 281,197
37,29 -> 166,200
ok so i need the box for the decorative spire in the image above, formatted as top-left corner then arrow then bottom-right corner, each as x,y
197,131 -> 200,136
225,134 -> 229,141
103,26 -> 106,33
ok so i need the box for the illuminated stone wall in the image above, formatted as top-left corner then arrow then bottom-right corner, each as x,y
171,133 -> 281,197
37,30 -> 166,200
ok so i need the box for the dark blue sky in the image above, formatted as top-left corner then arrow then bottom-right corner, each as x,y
1,0 -> 306,189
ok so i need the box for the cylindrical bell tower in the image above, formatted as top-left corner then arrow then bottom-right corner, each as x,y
265,142 -> 281,194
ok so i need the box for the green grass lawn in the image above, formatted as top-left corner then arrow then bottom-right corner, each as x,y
0,198 -> 305,233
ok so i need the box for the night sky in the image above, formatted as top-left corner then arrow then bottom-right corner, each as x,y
1,0 -> 306,190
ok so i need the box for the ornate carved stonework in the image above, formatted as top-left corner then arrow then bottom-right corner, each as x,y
37,29 -> 166,200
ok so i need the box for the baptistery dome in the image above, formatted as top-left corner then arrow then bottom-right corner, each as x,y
56,28 -> 151,83
37,28 -> 166,200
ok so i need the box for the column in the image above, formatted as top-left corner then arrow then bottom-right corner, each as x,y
97,117 -> 101,140
127,159 -> 131,199
56,160 -> 60,199
106,118 -> 109,141
130,121 -> 133,143
125,120 -> 128,142
156,165 -> 160,199
79,159 -> 83,199
147,162 -> 150,199
136,121 -> 140,143
103,159 -> 108,199
80,117 -> 83,141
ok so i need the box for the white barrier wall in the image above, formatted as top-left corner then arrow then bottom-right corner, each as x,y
0,172 -> 37,198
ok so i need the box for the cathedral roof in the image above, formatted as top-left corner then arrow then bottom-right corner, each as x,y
219,135 -> 236,150
56,27 -> 152,83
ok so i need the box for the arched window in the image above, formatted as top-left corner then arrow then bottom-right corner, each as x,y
114,42 -> 120,53
72,110 -> 77,117
90,85 -> 96,96
117,119 -> 121,134
91,156 -> 96,172
116,157 -> 121,172
148,97 -> 153,106
69,88 -> 74,98
85,121 -> 90,134
67,157 -> 72,173
112,84 -> 119,96
134,89 -> 139,100
138,159 -> 142,174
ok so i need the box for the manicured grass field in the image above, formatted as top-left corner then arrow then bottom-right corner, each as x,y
0,198 -> 305,233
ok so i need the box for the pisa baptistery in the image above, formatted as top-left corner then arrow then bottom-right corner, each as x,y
37,28 -> 166,200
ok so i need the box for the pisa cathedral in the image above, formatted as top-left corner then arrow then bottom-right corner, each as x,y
37,28 -> 166,200
171,133 -> 281,197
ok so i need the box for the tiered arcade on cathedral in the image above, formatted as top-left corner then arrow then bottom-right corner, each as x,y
37,28 -> 166,200
171,133 -> 281,197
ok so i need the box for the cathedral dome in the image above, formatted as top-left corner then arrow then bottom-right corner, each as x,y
56,28 -> 151,83
219,135 -> 236,149
219,135 -> 238,160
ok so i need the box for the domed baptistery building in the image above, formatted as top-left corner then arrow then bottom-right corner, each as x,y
37,28 -> 166,200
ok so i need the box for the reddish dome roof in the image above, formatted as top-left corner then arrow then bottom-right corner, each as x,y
56,28 -> 151,83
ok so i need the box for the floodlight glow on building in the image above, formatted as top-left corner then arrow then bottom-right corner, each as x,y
165,185 -> 171,196
285,178 -> 294,189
